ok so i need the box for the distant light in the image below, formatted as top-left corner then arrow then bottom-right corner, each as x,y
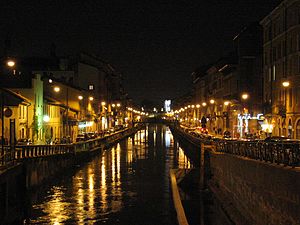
202,102 -> 207,106
49,79 -> 53,83
78,95 -> 83,100
224,101 -> 230,106
241,93 -> 249,100
43,115 -> 50,122
282,81 -> 290,87
101,101 -> 106,106
112,104 -> 116,107
196,104 -> 200,108
54,86 -> 60,92
7,60 -> 15,67
117,103 -> 121,107
210,99 -> 215,104
89,96 -> 94,101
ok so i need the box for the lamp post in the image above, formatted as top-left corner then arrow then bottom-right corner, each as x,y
282,81 -> 290,136
240,93 -> 250,138
53,86 -> 69,138
1,59 -> 16,158
224,101 -> 230,131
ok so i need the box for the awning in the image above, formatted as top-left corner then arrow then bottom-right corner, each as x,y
44,95 -> 79,112
0,88 -> 31,106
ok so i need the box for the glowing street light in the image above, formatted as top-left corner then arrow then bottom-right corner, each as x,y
43,115 -> 50,122
282,81 -> 290,88
53,86 -> 60,92
78,95 -> 83,100
6,60 -> 15,67
89,96 -> 94,101
224,101 -> 230,106
202,102 -> 207,107
241,93 -> 249,100
209,99 -> 215,104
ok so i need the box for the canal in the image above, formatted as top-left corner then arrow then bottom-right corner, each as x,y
24,124 -> 232,225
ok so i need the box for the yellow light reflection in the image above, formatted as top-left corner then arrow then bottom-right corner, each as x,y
112,147 -> 115,182
88,169 -> 95,220
178,147 -> 191,169
101,155 -> 107,211
41,187 -> 71,224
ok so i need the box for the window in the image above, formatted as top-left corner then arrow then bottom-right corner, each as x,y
88,84 -> 94,90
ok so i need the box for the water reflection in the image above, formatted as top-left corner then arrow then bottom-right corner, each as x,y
27,125 -> 193,224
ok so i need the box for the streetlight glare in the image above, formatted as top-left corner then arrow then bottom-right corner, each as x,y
54,86 -> 60,92
210,99 -> 215,104
7,60 -> 15,67
224,101 -> 230,106
101,101 -> 106,106
202,102 -> 207,106
78,95 -> 83,100
282,81 -> 290,87
89,96 -> 94,101
241,93 -> 249,100
43,115 -> 50,122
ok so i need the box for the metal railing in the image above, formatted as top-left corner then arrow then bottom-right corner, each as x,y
171,125 -> 300,168
215,139 -> 300,168
14,144 -> 74,159
0,127 -> 139,168
0,146 -> 15,167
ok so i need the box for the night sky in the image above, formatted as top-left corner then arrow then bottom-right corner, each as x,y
0,0 -> 282,104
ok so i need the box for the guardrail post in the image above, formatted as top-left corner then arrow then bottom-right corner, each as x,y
200,143 -> 205,190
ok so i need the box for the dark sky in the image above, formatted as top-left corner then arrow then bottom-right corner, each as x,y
0,0 -> 282,104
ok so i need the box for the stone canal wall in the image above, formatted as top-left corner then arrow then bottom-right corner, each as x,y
208,151 -> 300,225
169,125 -> 300,225
0,163 -> 26,225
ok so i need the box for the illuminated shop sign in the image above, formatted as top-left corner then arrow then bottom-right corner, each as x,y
78,121 -> 94,128
237,113 -> 264,120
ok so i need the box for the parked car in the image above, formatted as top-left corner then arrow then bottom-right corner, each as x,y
17,138 -> 32,145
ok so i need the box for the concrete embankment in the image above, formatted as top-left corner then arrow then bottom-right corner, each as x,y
170,125 -> 300,225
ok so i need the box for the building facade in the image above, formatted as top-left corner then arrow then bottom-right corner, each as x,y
260,0 -> 300,138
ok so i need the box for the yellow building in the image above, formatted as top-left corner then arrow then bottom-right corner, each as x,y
261,0 -> 300,138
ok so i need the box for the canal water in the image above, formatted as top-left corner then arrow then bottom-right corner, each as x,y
25,124 -> 232,225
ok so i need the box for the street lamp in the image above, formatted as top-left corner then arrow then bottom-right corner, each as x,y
1,59 -> 16,156
6,60 -> 15,67
282,81 -> 290,88
53,86 -> 60,93
241,93 -> 249,100
53,86 -> 69,138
